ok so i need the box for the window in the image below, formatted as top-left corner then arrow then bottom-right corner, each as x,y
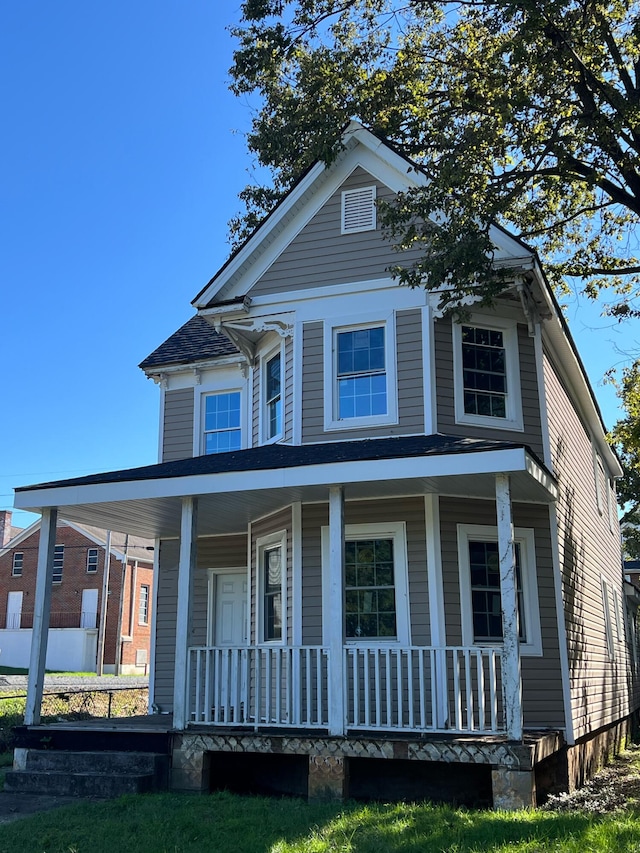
593,450 -> 606,515
263,350 -> 282,441
86,548 -> 99,573
11,553 -> 23,577
138,584 -> 150,625
203,391 -> 241,454
341,185 -> 376,234
452,318 -> 523,430
321,521 -> 410,644
52,545 -> 64,584
257,530 -> 287,643
457,525 -> 541,655
601,577 -> 615,660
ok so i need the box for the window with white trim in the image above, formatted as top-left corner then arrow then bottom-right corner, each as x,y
202,391 -> 242,454
452,318 -> 523,430
86,548 -> 99,573
52,544 -> 64,584
138,584 -> 150,625
263,348 -> 283,442
324,318 -> 398,430
11,553 -> 23,577
457,524 -> 541,655
321,521 -> 410,644
601,577 -> 615,660
256,530 -> 287,644
341,185 -> 376,234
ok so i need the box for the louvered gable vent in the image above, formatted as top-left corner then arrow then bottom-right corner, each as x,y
341,185 -> 376,234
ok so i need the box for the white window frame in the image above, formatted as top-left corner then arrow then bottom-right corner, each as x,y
52,544 -> 64,584
260,342 -> 284,444
194,382 -> 247,456
452,315 -> 524,431
323,313 -> 398,431
256,530 -> 287,646
138,584 -> 150,625
11,552 -> 23,577
86,548 -> 99,573
457,524 -> 542,656
341,185 -> 376,234
321,521 -> 410,646
601,576 -> 615,660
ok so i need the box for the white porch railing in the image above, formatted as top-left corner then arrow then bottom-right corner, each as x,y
187,645 -> 504,734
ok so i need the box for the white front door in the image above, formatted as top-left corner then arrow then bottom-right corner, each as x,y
212,572 -> 248,646
6,591 -> 22,629
80,588 -> 98,629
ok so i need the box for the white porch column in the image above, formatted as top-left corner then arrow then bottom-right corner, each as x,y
25,507 -> 57,726
496,474 -> 523,741
328,486 -> 345,736
173,496 -> 198,730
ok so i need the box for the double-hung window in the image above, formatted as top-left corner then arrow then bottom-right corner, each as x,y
139,584 -> 150,626
325,318 -> 397,430
52,545 -> 64,584
452,317 -> 523,430
86,548 -> 99,573
257,530 -> 287,644
203,391 -> 242,454
263,349 -> 282,441
457,524 -> 541,655
12,553 -> 23,577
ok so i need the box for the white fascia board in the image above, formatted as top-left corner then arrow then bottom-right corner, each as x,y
194,143 -> 425,309
14,447 -> 554,511
0,519 -> 43,556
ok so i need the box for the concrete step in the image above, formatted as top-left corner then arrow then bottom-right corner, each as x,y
22,749 -> 166,776
4,769 -> 154,798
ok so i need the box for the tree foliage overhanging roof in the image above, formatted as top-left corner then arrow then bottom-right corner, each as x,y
230,0 -> 640,315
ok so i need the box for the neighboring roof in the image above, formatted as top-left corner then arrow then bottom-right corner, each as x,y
139,315 -> 239,372
16,434 -> 550,493
0,518 -> 154,563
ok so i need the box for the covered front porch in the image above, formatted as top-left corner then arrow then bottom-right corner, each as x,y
13,435 -> 558,749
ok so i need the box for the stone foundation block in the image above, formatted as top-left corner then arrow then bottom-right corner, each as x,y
171,745 -> 210,792
308,755 -> 347,802
492,768 -> 536,810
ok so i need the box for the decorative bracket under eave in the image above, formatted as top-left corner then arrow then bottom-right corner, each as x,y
213,315 -> 294,364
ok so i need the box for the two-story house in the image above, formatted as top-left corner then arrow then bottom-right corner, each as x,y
13,123 -> 639,808
0,514 -> 154,674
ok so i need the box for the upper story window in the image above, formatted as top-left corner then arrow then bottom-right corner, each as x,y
263,349 -> 283,442
452,317 -> 523,431
457,524 -> 541,655
341,185 -> 376,234
12,553 -> 23,577
52,544 -> 64,584
324,316 -> 398,431
86,548 -> 99,573
203,391 -> 242,454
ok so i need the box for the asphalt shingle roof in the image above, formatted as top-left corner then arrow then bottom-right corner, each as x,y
139,315 -> 239,370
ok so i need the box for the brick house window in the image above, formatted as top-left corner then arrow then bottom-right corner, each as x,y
86,548 -> 99,573
138,585 -> 150,625
52,545 -> 64,584
12,553 -> 23,577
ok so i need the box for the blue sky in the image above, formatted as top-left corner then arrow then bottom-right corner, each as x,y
1,2 -> 638,530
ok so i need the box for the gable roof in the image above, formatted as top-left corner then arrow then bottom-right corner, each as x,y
139,314 -> 239,372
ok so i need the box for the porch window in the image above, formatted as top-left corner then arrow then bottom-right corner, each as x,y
263,545 -> 283,641
345,538 -> 396,638
452,317 -> 523,431
203,391 -> 242,454
264,350 -> 282,441
457,524 -> 542,656
11,553 -> 23,577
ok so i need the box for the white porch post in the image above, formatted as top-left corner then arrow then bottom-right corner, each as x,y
173,496 -> 198,730
25,507 -> 57,726
496,474 -> 523,741
328,486 -> 345,736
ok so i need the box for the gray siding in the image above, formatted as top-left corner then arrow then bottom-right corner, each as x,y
543,349 -> 634,739
252,360 -> 260,447
248,168 -> 427,298
301,310 -> 425,443
439,497 -> 565,730
434,317 -> 544,457
162,388 -> 194,462
284,336 -> 294,443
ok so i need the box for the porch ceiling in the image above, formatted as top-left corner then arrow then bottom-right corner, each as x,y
14,437 -> 557,540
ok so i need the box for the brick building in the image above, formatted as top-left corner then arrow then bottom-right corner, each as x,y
0,510 -> 153,673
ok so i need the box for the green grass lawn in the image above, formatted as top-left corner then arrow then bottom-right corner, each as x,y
0,790 -> 638,853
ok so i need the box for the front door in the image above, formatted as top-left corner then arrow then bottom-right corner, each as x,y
213,572 -> 248,646
80,588 -> 98,628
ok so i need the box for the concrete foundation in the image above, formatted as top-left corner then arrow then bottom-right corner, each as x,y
492,768 -> 536,809
308,755 -> 348,802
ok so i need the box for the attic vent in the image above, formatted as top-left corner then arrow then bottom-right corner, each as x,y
341,185 -> 376,234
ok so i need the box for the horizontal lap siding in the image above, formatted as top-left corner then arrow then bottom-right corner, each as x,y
434,318 -> 544,458
285,336 -> 294,443
162,388 -> 194,462
439,497 -> 565,728
248,168 -> 426,298
301,311 -> 424,443
252,360 -> 260,447
301,504 -> 327,646
543,350 -> 633,739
